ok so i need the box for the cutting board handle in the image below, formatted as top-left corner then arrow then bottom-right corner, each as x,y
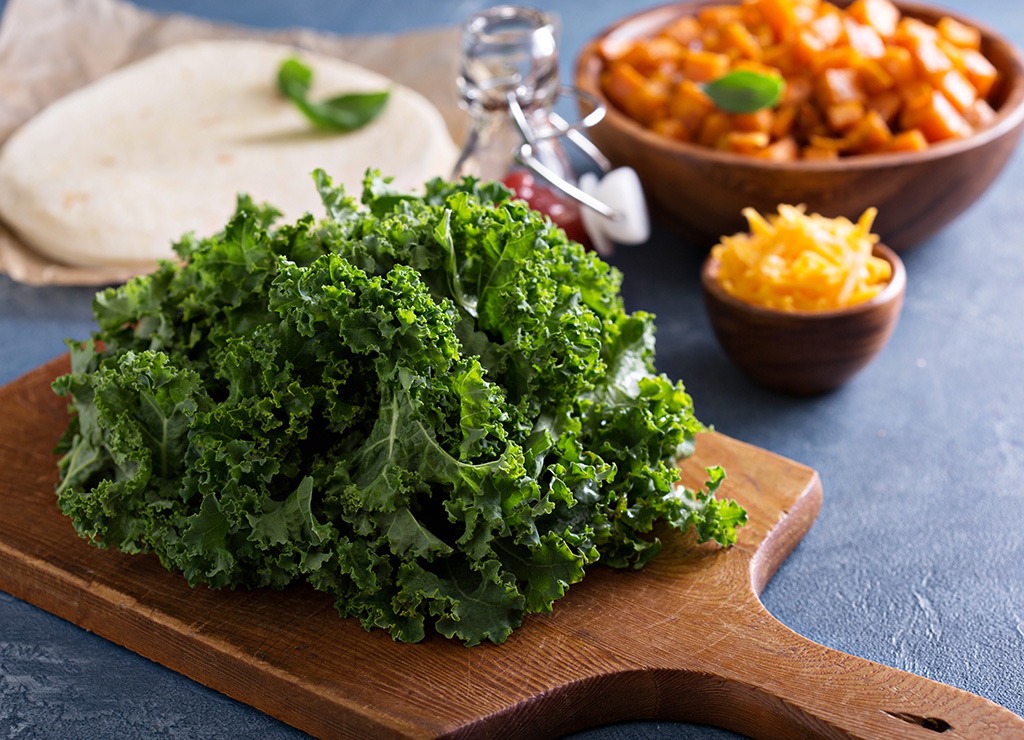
654,602 -> 1024,739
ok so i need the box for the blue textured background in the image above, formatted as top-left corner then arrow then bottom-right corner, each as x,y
0,0 -> 1022,738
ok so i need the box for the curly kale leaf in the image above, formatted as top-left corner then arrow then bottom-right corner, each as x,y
53,169 -> 746,646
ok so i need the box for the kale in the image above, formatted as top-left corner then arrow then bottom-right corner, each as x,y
52,170 -> 746,645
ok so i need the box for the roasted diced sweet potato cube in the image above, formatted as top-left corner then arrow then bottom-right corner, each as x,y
771,102 -> 799,137
669,79 -> 715,130
808,8 -> 844,47
652,117 -> 692,142
895,17 -> 940,47
964,97 -> 997,127
847,109 -> 892,152
937,16 -> 981,50
698,110 -> 733,147
798,99 -> 826,133
604,61 -> 670,125
663,16 -> 702,46
857,58 -> 896,94
817,67 -> 865,106
826,100 -> 867,131
847,0 -> 901,38
912,38 -> 955,77
883,128 -> 929,151
698,4 -> 744,28
808,133 -> 850,152
844,18 -> 886,58
781,74 -> 814,105
961,48 -> 999,99
732,107 -> 775,133
811,47 -> 864,73
755,136 -> 799,160
722,129 -> 771,153
794,27 -> 828,64
802,145 -> 841,160
758,0 -> 799,42
682,48 -> 732,82
879,45 -> 917,86
723,19 -> 763,60
936,69 -> 977,113
761,42 -> 800,75
867,90 -> 903,123
900,89 -> 972,141
620,36 -> 686,73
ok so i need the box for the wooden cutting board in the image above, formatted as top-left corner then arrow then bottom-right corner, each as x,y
2,356 -> 1022,739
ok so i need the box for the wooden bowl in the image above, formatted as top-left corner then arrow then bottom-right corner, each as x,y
701,244 -> 906,395
575,1 -> 1024,252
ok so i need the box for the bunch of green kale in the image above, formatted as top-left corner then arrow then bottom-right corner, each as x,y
53,171 -> 745,645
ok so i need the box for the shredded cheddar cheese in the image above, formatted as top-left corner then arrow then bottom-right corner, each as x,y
710,205 -> 892,311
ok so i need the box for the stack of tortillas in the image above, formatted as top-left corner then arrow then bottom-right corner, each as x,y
0,39 -> 459,269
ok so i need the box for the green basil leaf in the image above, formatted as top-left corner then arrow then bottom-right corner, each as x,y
703,70 -> 784,114
276,57 -> 313,99
276,57 -> 390,132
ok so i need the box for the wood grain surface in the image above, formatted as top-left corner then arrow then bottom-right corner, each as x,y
1,356 -> 1021,738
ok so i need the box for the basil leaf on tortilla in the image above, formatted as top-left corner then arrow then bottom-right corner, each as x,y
277,57 -> 390,131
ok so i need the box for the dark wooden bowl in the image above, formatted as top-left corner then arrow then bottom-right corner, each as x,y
575,1 -> 1024,252
701,244 -> 906,395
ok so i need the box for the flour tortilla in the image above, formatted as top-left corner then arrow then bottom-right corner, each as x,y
0,39 -> 459,268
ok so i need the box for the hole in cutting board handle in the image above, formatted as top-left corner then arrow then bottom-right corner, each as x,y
883,710 -> 953,733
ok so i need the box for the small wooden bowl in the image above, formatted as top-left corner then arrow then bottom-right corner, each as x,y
575,1 -> 1024,252
701,244 -> 906,395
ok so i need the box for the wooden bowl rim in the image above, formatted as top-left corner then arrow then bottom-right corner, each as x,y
576,0 -> 1024,172
701,242 -> 907,321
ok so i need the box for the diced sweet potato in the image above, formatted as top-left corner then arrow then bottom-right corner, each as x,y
961,48 -> 999,99
964,98 -> 997,127
771,102 -> 800,137
808,9 -> 844,47
603,62 -> 669,125
848,0 -> 901,39
662,16 -> 702,46
936,69 -> 977,113
732,107 -> 775,133
598,0 -> 1000,159
883,128 -> 929,151
668,79 -> 715,131
698,5 -> 744,28
724,20 -> 763,59
879,45 -> 917,86
912,38 -> 955,77
817,67 -> 865,106
867,90 -> 903,123
651,117 -> 692,142
697,110 -> 734,147
857,58 -> 896,94
755,136 -> 799,160
802,145 -> 841,160
682,49 -> 732,82
826,100 -> 867,131
843,18 -> 886,59
846,109 -> 893,152
900,89 -> 973,141
758,0 -> 799,42
723,130 -> 771,153
619,36 -> 686,74
937,16 -> 981,50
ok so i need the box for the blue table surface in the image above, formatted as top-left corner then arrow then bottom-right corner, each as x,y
1,1 -> 1022,738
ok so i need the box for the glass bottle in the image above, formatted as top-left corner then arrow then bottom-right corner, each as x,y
452,5 -> 649,253
452,5 -> 571,184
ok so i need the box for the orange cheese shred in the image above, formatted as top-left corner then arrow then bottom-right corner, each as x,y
710,204 -> 892,311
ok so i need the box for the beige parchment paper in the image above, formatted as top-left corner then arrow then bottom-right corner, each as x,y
0,0 -> 466,285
